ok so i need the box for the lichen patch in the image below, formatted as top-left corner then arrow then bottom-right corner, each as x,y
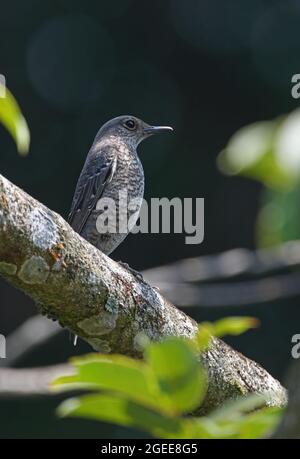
28,207 -> 59,250
85,338 -> 111,353
18,255 -> 50,284
77,311 -> 117,337
104,295 -> 119,314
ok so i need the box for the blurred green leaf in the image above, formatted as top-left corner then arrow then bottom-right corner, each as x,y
217,114 -> 300,190
195,324 -> 213,351
59,392 -> 279,440
275,109 -> 300,179
211,393 -> 269,420
52,353 -> 168,413
209,394 -> 282,439
218,109 -> 300,246
53,341 -> 207,416
231,407 -> 282,439
0,82 -> 30,155
196,317 -> 259,350
188,417 -> 238,439
58,392 -> 281,439
211,316 -> 259,337
57,393 -> 190,438
145,338 -> 207,413
54,326 -> 282,439
218,119 -> 288,188
256,186 -> 300,247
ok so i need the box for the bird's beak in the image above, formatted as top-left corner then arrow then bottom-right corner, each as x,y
143,125 -> 174,135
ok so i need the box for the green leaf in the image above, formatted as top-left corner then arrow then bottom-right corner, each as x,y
60,392 -> 259,440
274,109 -> 300,180
0,82 -> 30,155
52,353 -> 166,413
53,332 -> 281,439
256,186 -> 300,247
197,317 -> 259,348
207,394 -> 282,439
217,117 -> 297,190
57,393 -> 190,439
189,417 -> 241,439
57,392 -> 281,439
145,338 -> 207,413
232,407 -> 282,439
195,325 -> 213,351
210,393 -> 268,420
218,110 -> 300,190
211,403 -> 282,439
211,317 -> 259,337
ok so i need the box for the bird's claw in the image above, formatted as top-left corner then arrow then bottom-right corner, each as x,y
118,261 -> 144,282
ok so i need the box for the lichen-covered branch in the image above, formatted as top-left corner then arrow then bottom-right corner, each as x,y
0,174 -> 287,412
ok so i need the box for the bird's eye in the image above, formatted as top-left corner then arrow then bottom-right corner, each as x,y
124,119 -> 136,130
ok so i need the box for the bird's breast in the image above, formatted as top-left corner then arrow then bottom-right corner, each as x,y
105,151 -> 144,201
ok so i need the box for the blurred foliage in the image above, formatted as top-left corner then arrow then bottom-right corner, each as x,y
0,82 -> 30,155
197,316 -> 259,351
52,317 -> 282,439
218,109 -> 300,247
256,187 -> 300,248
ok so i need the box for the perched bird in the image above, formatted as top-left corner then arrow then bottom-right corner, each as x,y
68,115 -> 173,262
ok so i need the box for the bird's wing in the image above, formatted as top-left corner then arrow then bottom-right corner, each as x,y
68,153 -> 117,235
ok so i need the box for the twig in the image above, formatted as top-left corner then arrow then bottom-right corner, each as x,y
0,364 -> 72,397
143,242 -> 300,283
0,315 -> 62,368
152,271 -> 300,307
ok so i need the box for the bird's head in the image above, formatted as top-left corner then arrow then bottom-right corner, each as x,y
97,115 -> 173,148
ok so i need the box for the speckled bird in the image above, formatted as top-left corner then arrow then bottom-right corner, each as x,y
68,115 -> 173,257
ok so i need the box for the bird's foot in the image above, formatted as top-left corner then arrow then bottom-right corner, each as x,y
118,261 -> 144,282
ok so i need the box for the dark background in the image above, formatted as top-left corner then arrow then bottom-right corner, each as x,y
1,0 -> 300,438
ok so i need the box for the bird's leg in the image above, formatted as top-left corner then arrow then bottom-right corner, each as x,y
68,331 -> 78,346
118,261 -> 144,282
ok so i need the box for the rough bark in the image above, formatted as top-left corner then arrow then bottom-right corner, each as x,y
0,174 -> 287,412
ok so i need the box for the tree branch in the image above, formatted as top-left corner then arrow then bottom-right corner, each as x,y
0,174 -> 286,412
143,241 -> 300,284
5,241 -> 300,368
0,364 -> 72,397
150,272 -> 300,307
0,314 -> 62,368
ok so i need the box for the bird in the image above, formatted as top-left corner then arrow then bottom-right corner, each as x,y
68,115 -> 173,271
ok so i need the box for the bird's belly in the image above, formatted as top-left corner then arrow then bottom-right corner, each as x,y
81,204 -> 142,255
81,172 -> 144,255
